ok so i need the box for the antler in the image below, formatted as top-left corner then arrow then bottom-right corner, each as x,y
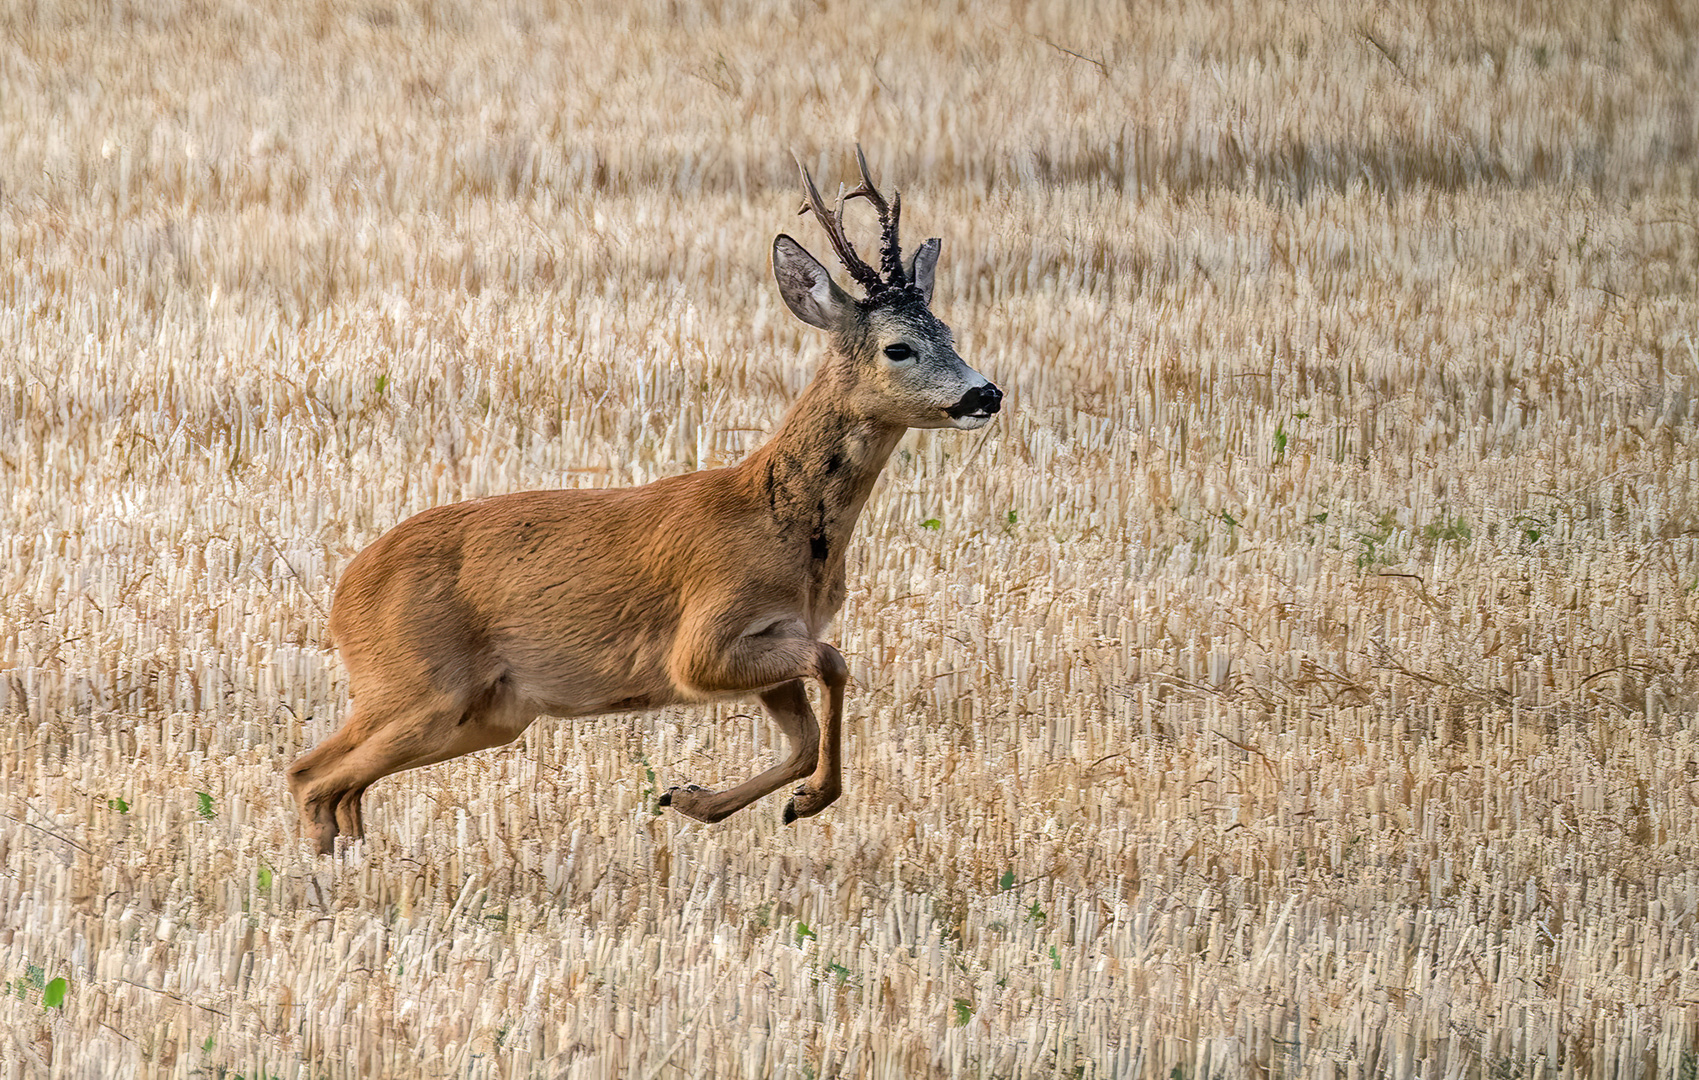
795,145 -> 907,297
845,144 -> 905,288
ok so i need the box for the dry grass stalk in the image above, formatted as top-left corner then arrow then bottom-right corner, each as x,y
3,0 -> 1698,1077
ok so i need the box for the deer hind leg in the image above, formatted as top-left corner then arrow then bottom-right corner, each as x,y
661,679 -> 820,823
288,708 -> 390,854
333,784 -> 369,838
288,687 -> 534,854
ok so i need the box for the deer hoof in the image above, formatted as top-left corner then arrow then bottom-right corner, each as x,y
660,784 -> 715,820
783,783 -> 839,823
659,783 -> 706,807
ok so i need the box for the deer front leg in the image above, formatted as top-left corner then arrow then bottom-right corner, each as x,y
780,668 -> 845,823
668,624 -> 849,823
660,680 -> 819,822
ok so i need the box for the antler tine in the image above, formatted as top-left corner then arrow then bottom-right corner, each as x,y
794,153 -> 885,294
845,143 -> 906,288
880,189 -> 904,286
846,144 -> 888,215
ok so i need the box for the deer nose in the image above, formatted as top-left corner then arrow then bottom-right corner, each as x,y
950,382 -> 1002,417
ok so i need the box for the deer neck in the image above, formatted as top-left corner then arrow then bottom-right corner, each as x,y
744,373 -> 904,565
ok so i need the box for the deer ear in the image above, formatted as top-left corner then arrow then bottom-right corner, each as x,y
773,235 -> 854,330
906,238 -> 940,304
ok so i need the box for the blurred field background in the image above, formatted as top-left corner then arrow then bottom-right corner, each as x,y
4,0 -> 1699,1076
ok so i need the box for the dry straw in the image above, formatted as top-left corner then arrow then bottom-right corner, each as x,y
3,0 -> 1698,1077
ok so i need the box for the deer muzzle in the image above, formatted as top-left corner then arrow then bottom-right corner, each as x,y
945,382 -> 1003,425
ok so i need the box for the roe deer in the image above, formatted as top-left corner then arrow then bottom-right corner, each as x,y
287,148 -> 1002,853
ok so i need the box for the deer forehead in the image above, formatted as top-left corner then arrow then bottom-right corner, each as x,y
855,303 -> 954,350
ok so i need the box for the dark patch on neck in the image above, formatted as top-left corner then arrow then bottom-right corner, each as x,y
825,453 -> 843,474
810,498 -> 830,560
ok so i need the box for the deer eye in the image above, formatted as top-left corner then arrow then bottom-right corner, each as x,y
883,343 -> 914,362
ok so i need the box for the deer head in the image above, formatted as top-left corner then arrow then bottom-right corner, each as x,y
772,147 -> 1002,430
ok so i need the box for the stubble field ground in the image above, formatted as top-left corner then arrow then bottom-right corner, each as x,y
4,1 -> 1699,1076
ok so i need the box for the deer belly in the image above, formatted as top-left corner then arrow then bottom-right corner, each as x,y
496,634 -> 678,718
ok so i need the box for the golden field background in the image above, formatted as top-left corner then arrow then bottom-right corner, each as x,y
4,0 -> 1699,1076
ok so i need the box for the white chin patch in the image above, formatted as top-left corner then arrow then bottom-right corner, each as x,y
950,412 -> 994,430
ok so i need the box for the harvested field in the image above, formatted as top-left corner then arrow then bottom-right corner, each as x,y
4,1 -> 1699,1076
